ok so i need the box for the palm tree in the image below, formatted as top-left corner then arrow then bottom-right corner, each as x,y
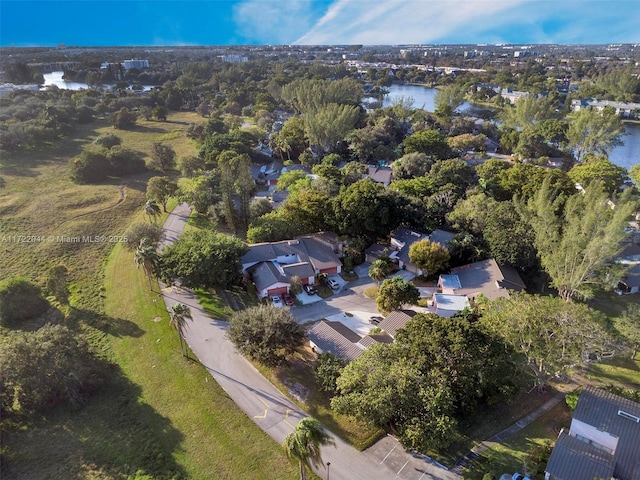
368,258 -> 388,286
134,238 -> 159,290
143,199 -> 161,223
169,303 -> 193,357
283,417 -> 334,480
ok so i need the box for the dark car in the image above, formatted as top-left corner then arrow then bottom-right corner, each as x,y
369,316 -> 384,325
282,292 -> 294,306
303,284 -> 317,295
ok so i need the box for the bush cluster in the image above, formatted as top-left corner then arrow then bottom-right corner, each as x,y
70,145 -> 146,183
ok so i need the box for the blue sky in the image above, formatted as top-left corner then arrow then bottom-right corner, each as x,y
1,0 -> 639,47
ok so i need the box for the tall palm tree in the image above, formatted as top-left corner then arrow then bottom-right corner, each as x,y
134,238 -> 159,290
169,303 -> 192,357
143,199 -> 161,224
283,417 -> 334,480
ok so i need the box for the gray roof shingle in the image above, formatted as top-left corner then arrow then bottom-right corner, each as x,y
308,321 -> 363,361
378,309 -> 417,338
545,430 -> 616,480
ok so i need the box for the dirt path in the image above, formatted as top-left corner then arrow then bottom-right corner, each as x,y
56,184 -> 127,228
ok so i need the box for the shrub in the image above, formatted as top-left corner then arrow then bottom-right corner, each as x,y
0,324 -> 108,415
0,277 -> 50,327
93,133 -> 122,149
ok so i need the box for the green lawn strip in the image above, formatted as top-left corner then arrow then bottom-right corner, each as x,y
586,354 -> 640,387
194,287 -> 235,320
104,242 -> 300,480
252,352 -> 384,451
589,288 -> 638,316
463,402 -> 572,479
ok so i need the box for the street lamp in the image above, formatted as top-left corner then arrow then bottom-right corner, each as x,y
327,462 -> 331,480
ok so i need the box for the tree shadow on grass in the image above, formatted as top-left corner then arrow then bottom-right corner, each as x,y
0,366 -> 187,480
71,308 -> 145,338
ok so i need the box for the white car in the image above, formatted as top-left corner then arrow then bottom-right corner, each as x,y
270,295 -> 283,308
327,278 -> 340,290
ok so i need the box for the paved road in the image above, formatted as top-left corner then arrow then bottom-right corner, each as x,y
158,204 -> 458,480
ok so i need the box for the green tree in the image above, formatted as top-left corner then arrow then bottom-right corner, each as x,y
523,179 -> 636,301
402,129 -> 452,160
147,176 -> 178,212
150,142 -> 176,172
568,157 -> 628,194
332,314 -> 517,451
93,133 -> 122,149
283,417 -> 335,480
331,180 -> 401,244
629,164 -> 640,186
0,325 -> 107,415
613,307 -> 640,359
112,107 -> 137,129
227,304 -> 305,366
499,94 -> 558,131
178,174 -> 220,215
304,103 -> 360,153
277,170 -> 308,190
480,293 -> 612,389
408,238 -> 450,277
376,276 -> 419,313
178,155 -> 206,178
0,277 -> 50,327
391,152 -> 432,179
152,105 -> 168,121
124,222 -> 163,251
566,107 -> 626,161
159,230 -> 248,289
314,352 -> 347,395
143,199 -> 161,223
447,133 -> 487,155
169,303 -> 193,357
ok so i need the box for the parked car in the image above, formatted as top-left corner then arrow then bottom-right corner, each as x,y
327,278 -> 340,290
282,293 -> 294,306
270,295 -> 283,308
303,284 -> 317,295
369,316 -> 384,325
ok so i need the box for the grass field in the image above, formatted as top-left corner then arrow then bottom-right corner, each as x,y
0,113 -> 301,479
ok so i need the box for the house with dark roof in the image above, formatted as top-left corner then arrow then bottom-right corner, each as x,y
545,386 -> 640,480
378,309 -> 417,339
442,258 -> 526,301
365,227 -> 455,275
242,233 -> 343,297
433,293 -> 469,318
308,321 -> 364,361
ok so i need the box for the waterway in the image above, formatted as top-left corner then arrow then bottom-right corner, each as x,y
42,71 -> 154,92
382,84 -> 638,171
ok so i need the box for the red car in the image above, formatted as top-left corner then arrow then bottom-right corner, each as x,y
282,293 -> 294,306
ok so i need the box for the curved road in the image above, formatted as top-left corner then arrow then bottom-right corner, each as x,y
159,203 -> 457,480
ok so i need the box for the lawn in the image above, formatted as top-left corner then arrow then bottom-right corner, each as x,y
585,354 -> 640,387
463,402 -> 572,479
253,349 -> 384,451
0,112 -> 300,479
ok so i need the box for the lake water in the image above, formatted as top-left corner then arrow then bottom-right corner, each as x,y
42,71 -> 154,92
382,84 -> 639,171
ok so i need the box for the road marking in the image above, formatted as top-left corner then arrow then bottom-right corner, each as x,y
253,397 -> 270,419
380,444 -> 397,464
284,409 -> 297,429
395,460 -> 409,476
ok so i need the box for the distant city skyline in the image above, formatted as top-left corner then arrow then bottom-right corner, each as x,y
1,0 -> 639,47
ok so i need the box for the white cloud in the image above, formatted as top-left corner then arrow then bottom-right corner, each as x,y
233,0 -> 320,44
293,0 -> 640,45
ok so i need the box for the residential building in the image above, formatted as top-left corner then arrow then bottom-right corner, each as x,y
242,233 -> 343,297
545,386 -> 640,480
433,293 -> 470,318
365,165 -> 393,186
123,59 -> 149,70
308,320 -> 393,362
219,54 -> 248,63
439,258 -> 526,301
377,309 -> 417,339
571,98 -> 640,119
365,227 -> 455,275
